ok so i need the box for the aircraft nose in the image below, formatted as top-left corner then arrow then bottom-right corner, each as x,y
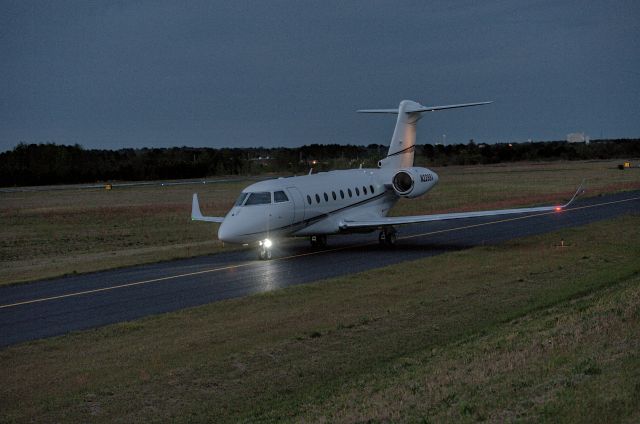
217,220 -> 232,243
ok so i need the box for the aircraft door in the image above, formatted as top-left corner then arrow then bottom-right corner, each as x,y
286,187 -> 306,223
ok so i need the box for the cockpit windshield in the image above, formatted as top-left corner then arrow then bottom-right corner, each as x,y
234,192 -> 249,206
244,192 -> 272,206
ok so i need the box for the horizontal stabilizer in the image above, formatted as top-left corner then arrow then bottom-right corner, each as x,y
358,101 -> 492,114
356,108 -> 400,114
191,193 -> 225,223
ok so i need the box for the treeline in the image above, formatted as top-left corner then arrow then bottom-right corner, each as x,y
1,139 -> 638,187
417,139 -> 640,166
0,143 -> 381,187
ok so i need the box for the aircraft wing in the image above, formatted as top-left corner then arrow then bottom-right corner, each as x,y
191,193 -> 225,223
341,184 -> 584,230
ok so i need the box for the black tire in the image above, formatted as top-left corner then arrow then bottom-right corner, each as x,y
379,229 -> 397,247
386,231 -> 397,246
310,235 -> 327,248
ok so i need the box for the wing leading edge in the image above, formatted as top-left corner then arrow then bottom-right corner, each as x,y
340,183 -> 585,230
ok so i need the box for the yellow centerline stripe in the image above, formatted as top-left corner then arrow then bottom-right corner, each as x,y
1,195 -> 638,310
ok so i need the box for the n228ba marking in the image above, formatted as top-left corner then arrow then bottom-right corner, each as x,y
192,99 -> 582,260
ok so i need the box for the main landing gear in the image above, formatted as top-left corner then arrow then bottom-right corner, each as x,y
309,234 -> 327,248
258,239 -> 273,260
378,227 -> 397,247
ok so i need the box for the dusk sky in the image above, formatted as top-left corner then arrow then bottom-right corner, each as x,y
1,0 -> 639,151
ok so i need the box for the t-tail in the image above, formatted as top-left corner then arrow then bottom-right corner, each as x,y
358,99 -> 493,169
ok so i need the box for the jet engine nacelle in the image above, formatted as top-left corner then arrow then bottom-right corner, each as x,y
391,167 -> 438,198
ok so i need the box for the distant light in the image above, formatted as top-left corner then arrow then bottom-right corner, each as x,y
264,239 -> 273,248
555,207 -> 562,212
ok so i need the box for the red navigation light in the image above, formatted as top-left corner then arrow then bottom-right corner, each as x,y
555,206 -> 562,212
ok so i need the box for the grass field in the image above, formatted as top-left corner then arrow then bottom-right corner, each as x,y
1,159 -> 639,285
1,214 -> 638,422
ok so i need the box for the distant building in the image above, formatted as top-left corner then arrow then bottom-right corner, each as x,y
567,132 -> 590,144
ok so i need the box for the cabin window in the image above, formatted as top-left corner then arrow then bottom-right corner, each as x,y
340,190 -> 345,199
234,192 -> 249,206
315,194 -> 321,203
348,188 -> 352,197
324,192 -> 329,202
274,191 -> 289,203
363,186 -> 368,195
307,195 -> 312,205
355,187 -> 360,196
332,191 -> 337,200
370,185 -> 375,194
244,192 -> 272,205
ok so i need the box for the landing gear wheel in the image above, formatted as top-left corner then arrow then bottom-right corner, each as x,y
379,228 -> 397,247
386,231 -> 397,246
258,247 -> 273,260
310,235 -> 327,248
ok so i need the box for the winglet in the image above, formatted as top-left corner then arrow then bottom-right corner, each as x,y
559,180 -> 586,210
191,193 -> 225,223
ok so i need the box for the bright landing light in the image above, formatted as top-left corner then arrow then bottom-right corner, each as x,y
263,239 -> 273,248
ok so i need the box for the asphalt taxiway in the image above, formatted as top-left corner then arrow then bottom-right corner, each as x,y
1,190 -> 638,347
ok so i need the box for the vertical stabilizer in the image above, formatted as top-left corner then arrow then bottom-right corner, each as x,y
358,99 -> 492,170
383,100 -> 422,169
358,99 -> 423,169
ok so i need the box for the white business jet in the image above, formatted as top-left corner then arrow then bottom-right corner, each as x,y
192,100 -> 581,260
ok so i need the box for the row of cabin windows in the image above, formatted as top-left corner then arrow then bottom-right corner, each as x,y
306,185 -> 376,205
234,184 -> 377,207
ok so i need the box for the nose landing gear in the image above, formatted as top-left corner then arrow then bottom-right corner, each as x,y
258,239 -> 273,260
258,247 -> 272,260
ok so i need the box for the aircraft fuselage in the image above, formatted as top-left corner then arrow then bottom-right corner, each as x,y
217,167 -> 438,244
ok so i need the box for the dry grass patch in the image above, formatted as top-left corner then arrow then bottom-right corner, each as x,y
301,275 -> 640,423
0,180 -> 248,284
